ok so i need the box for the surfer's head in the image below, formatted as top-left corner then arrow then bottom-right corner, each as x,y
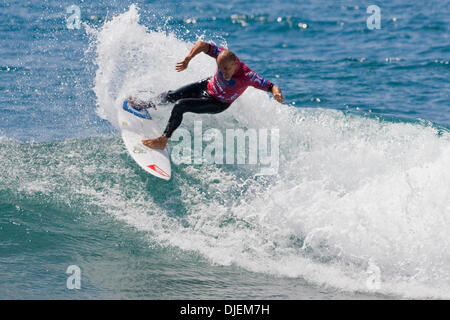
217,50 -> 238,81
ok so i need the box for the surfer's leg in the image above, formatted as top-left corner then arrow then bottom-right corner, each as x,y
162,98 -> 230,138
160,78 -> 210,103
130,79 -> 209,110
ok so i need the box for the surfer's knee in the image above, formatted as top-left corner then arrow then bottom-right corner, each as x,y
163,91 -> 177,103
172,100 -> 189,114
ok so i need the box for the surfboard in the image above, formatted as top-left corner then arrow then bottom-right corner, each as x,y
118,100 -> 171,180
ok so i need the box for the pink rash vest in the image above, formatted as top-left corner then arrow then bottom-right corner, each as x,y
206,43 -> 273,104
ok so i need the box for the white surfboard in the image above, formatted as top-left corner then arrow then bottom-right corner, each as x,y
118,100 -> 171,180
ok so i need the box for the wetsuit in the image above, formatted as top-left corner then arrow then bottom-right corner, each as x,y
161,43 -> 274,138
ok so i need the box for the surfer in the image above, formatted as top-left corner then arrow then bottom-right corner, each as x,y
129,41 -> 285,150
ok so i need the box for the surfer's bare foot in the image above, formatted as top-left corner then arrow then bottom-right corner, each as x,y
128,96 -> 148,110
142,136 -> 169,150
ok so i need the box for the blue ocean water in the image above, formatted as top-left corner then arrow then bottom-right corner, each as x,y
0,0 -> 449,299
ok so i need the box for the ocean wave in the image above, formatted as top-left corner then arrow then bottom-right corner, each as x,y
85,5 -> 450,298
3,4 -> 449,299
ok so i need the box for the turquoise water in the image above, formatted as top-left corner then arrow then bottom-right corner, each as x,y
1,1 -> 449,299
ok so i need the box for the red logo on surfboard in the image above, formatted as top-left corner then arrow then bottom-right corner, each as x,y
147,164 -> 170,178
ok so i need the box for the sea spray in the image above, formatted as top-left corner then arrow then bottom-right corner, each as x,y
87,6 -> 450,298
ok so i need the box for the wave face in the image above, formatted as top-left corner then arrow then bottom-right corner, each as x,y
80,6 -> 450,298
1,2 -> 449,299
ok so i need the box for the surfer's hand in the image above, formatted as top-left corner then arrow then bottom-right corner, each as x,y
176,56 -> 191,72
272,85 -> 285,103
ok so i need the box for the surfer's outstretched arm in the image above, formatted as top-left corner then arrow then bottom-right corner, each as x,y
271,84 -> 285,103
246,69 -> 285,103
176,41 -> 210,72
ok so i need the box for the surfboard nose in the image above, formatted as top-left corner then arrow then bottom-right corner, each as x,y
123,100 -> 152,119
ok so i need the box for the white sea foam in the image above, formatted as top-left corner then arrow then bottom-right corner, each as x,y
88,6 -> 450,298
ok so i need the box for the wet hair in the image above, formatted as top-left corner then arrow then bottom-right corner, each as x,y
218,50 -> 237,65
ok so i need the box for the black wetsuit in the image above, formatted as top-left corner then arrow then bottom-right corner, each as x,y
159,78 -> 231,138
